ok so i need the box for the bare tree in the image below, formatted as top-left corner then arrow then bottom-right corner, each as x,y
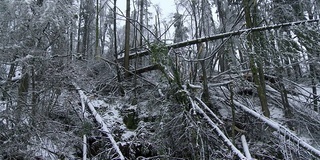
242,0 -> 270,117
124,0 -> 131,77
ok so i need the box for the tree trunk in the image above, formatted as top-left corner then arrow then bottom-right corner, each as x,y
31,65 -> 38,125
200,60 -> 211,108
190,1 -> 200,83
216,0 -> 229,72
114,0 -> 121,82
118,19 -> 320,61
70,21 -> 74,60
310,65 -> 318,112
243,0 -> 270,117
76,0 -> 83,54
17,70 -> 29,121
139,0 -> 144,46
82,13 -> 89,58
95,0 -> 100,58
124,0 -> 131,77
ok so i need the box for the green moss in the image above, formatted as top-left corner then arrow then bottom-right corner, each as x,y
81,121 -> 93,135
123,110 -> 138,130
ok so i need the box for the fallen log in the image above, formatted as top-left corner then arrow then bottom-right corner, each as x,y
241,135 -> 252,160
233,100 -> 320,158
73,82 -> 125,160
118,19 -> 320,61
190,98 -> 246,159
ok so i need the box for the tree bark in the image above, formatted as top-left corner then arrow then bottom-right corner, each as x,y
118,19 -> 320,61
139,0 -> 144,46
73,82 -> 125,160
95,0 -> 100,58
243,0 -> 270,117
233,99 -> 320,158
17,70 -> 29,121
216,0 -> 229,72
124,0 -> 131,77
76,0 -> 83,54
310,65 -> 318,112
114,0 -> 121,82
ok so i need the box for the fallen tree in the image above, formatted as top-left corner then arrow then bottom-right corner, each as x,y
118,19 -> 320,61
233,100 -> 320,158
189,97 -> 246,159
73,82 -> 125,160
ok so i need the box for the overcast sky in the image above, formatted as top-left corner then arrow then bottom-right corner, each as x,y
115,0 -> 176,41
115,0 -> 218,42
117,0 -> 176,21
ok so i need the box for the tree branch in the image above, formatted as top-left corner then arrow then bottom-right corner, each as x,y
233,100 -> 320,158
118,19 -> 320,61
190,98 -> 246,159
73,82 -> 125,160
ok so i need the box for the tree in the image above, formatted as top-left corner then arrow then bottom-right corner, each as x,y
124,0 -> 131,77
77,0 -> 95,59
242,0 -> 270,117
0,0 -> 81,158
2,0 -> 320,159
95,0 -> 100,58
113,0 -> 121,82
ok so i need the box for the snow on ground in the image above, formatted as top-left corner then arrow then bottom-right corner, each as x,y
90,99 -> 107,108
0,101 -> 6,112
296,84 -> 320,100
121,130 -> 136,140
1,64 -> 22,81
101,100 -> 122,127
28,137 -> 59,159
90,98 -> 137,141
290,84 -> 320,110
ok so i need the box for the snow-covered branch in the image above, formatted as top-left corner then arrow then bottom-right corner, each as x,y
73,82 -> 125,160
241,135 -> 252,160
194,97 -> 224,125
190,98 -> 246,159
118,19 -> 320,61
208,81 -> 233,87
74,84 -> 88,160
233,100 -> 320,158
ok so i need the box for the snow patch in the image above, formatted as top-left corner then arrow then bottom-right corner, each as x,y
121,130 -> 136,140
90,99 -> 107,108
270,106 -> 284,120
28,137 -> 59,159
0,101 -> 6,112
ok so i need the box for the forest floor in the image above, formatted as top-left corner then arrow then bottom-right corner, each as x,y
1,61 -> 320,159
65,60 -> 320,159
